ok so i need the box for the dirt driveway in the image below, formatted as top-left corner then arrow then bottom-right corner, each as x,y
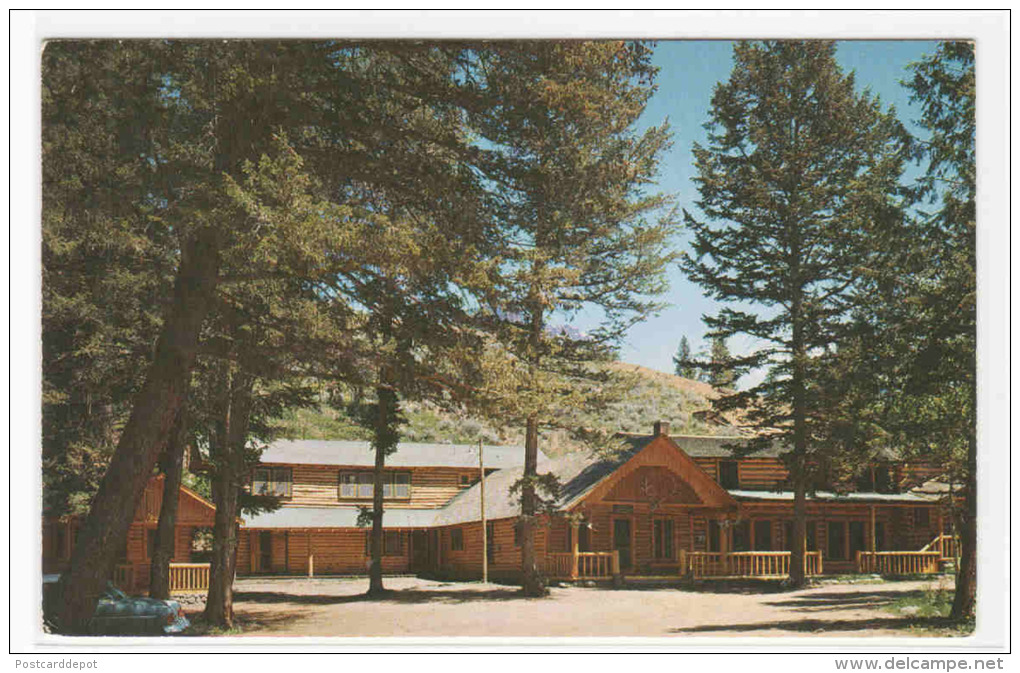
217,575 -> 954,638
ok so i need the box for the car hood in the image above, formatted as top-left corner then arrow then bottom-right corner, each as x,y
96,596 -> 178,617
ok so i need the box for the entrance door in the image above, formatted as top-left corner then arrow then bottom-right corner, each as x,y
259,531 -> 272,573
411,530 -> 428,572
613,518 -> 632,570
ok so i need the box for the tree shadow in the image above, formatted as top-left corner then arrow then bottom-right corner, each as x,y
234,587 -> 535,606
762,589 -> 925,612
669,616 -> 958,635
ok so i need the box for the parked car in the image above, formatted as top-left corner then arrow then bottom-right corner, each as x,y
43,574 -> 190,635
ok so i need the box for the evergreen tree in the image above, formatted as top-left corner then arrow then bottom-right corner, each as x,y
681,41 -> 908,586
706,336 -> 737,390
469,41 -> 676,596
673,336 -> 698,379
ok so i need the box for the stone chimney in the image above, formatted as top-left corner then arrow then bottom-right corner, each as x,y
653,420 -> 670,437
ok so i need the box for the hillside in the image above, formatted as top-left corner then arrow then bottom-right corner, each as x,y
273,363 -> 745,454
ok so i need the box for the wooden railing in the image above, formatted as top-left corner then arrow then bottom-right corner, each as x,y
856,551 -> 941,575
168,563 -> 211,593
921,534 -> 959,561
681,550 -> 823,579
113,562 -> 210,594
545,551 -> 619,579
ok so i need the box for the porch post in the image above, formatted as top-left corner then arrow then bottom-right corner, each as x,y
570,522 -> 579,579
720,518 -> 729,575
870,505 -> 877,553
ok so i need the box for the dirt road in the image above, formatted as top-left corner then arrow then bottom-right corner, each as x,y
217,576 -> 953,638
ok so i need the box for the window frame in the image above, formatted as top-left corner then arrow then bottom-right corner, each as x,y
652,518 -> 675,560
718,460 -> 740,490
252,466 -> 293,499
337,471 -> 412,501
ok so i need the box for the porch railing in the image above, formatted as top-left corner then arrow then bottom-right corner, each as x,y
168,562 -> 211,593
681,550 -> 823,579
545,551 -> 619,580
856,550 -> 941,575
920,534 -> 959,561
113,562 -> 211,594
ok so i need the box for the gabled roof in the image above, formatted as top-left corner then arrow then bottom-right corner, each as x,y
258,439 -> 536,469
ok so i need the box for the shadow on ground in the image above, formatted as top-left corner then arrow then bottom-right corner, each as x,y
234,588 -> 535,606
669,615 -> 956,635
762,589 -> 925,612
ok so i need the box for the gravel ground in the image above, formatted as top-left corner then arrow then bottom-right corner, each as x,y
211,575 -> 953,638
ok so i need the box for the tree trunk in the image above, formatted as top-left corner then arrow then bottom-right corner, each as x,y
149,407 -> 189,600
368,381 -> 399,596
950,432 -> 977,620
787,280 -> 809,588
203,369 -> 254,628
56,228 -> 221,633
520,412 -> 545,596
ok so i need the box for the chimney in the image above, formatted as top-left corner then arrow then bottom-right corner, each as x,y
653,420 -> 670,437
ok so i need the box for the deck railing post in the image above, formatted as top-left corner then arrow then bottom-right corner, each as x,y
611,549 -> 620,577
570,523 -> 579,580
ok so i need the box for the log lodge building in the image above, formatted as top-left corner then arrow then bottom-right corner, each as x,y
45,420 -> 957,591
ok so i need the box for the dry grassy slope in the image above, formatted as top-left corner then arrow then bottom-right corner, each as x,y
274,362 -> 742,452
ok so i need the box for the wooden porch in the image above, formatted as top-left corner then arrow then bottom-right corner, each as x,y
114,562 -> 211,594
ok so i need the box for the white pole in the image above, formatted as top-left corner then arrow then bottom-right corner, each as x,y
480,438 -> 487,584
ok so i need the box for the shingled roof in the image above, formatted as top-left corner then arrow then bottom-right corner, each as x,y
259,439 -> 535,469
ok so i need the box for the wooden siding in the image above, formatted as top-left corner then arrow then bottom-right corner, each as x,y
263,464 -> 480,509
437,517 -> 540,580
237,528 -> 413,576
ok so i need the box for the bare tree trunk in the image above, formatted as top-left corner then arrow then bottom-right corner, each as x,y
950,432 -> 976,620
368,379 -> 399,596
520,413 -> 546,596
203,369 -> 254,628
56,228 -> 221,633
149,407 -> 189,600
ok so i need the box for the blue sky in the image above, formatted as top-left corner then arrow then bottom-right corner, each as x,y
574,39 -> 941,388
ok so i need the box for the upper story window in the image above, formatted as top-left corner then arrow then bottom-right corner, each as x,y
855,464 -> 896,493
252,467 -> 293,498
338,471 -> 411,500
718,460 -> 740,489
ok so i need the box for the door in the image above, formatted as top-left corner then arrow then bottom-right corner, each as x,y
613,518 -> 632,570
259,531 -> 272,573
411,530 -> 428,571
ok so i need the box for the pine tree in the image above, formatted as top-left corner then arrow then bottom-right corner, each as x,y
673,336 -> 698,379
681,41 -> 908,586
706,336 -> 737,389
468,41 -> 676,596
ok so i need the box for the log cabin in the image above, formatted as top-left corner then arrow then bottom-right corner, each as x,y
42,475 -> 217,593
234,422 -> 956,582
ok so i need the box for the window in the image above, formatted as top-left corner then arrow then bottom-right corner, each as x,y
718,461 -> 740,489
856,464 -> 896,493
753,520 -> 772,551
785,521 -> 819,552
364,531 -> 405,556
732,520 -> 751,551
913,507 -> 931,529
850,521 -> 867,558
252,467 -> 292,498
450,528 -> 464,551
874,522 -> 886,551
338,471 -> 411,500
708,520 -> 722,552
653,519 -> 675,559
827,521 -> 847,560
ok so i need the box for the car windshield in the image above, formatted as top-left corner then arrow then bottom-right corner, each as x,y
103,582 -> 128,600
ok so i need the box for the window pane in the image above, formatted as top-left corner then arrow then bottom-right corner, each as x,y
384,531 -> 402,556
394,473 -> 410,498
719,461 -> 740,489
382,480 -> 393,499
253,469 -> 270,496
358,473 -> 373,498
273,469 -> 291,497
340,474 -> 356,498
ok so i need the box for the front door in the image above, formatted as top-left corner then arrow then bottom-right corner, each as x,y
411,530 -> 428,572
613,518 -> 632,570
259,531 -> 272,573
